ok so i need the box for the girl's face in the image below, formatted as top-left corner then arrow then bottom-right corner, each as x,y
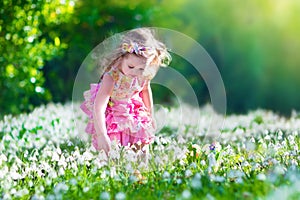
119,54 -> 147,77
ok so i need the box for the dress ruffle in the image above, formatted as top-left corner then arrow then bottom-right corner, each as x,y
80,83 -> 155,150
80,83 -> 100,135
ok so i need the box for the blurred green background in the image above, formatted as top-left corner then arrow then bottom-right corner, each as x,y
1,0 -> 300,117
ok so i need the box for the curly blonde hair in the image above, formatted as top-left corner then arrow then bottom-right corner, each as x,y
97,28 -> 171,80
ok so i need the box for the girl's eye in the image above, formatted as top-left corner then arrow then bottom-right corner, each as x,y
139,68 -> 144,71
128,66 -> 134,69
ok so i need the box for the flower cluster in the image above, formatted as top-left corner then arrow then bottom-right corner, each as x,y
121,42 -> 154,58
0,102 -> 299,199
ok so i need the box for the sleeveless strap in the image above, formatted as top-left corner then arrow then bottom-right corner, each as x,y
98,66 -> 119,83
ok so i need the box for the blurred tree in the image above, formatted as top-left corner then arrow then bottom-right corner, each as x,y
43,0 -> 300,115
2,0 -> 300,116
0,0 -> 75,116
43,0 -> 158,103
150,0 -> 300,115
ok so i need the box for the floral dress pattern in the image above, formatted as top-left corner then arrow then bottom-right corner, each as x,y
80,66 -> 155,150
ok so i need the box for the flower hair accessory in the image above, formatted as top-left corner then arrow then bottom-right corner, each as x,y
121,42 -> 172,67
122,42 -> 155,58
157,47 -> 172,67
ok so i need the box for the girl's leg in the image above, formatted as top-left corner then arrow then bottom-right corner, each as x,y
133,143 -> 150,167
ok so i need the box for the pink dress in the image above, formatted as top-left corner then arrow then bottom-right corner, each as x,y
80,66 -> 155,150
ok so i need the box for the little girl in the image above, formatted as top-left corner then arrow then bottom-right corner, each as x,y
80,28 -> 171,156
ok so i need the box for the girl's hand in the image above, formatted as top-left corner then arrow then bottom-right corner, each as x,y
97,133 -> 111,155
92,73 -> 114,155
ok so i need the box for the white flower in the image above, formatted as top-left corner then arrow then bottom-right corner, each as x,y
0,154 -> 7,165
235,177 -> 243,184
28,180 -> 34,187
202,144 -> 211,154
58,167 -> 65,176
208,153 -> 216,168
137,161 -> 148,171
206,193 -> 215,200
162,171 -> 170,179
82,151 -> 93,161
10,171 -> 21,180
51,152 -> 60,162
100,192 -> 110,200
264,135 -> 271,140
177,135 -> 186,144
100,170 -> 107,179
49,170 -> 58,179
56,147 -> 62,155
38,185 -> 45,192
69,178 -> 77,186
124,150 -> 137,163
115,192 -> 126,200
110,167 -> 117,178
288,135 -> 295,145
185,169 -> 193,178
30,194 -> 45,200
189,162 -> 197,169
58,155 -> 67,168
274,165 -> 285,175
190,177 -> 202,189
245,141 -> 256,151
181,189 -> 191,199
257,173 -> 266,181
179,159 -> 186,166
43,179 -> 51,187
176,178 -> 182,184
11,188 -> 17,195
83,187 -> 89,193
53,182 -> 68,194
211,175 -> 225,183
129,175 -> 138,183
14,188 -> 29,197
227,170 -> 245,179
46,194 -> 56,200
109,149 -> 120,160
154,156 -> 163,165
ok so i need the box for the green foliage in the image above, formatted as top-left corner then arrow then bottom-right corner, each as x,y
43,0 -> 158,103
2,0 -> 300,115
253,115 -> 264,125
50,0 -> 300,114
150,0 -> 300,114
0,0 -> 74,116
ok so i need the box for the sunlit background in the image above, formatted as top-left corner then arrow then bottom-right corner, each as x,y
1,0 -> 300,116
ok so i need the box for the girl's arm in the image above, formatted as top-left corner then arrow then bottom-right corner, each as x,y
93,73 -> 114,135
140,80 -> 154,117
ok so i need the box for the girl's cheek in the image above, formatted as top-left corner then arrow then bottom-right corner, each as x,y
132,69 -> 139,76
123,68 -> 130,75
